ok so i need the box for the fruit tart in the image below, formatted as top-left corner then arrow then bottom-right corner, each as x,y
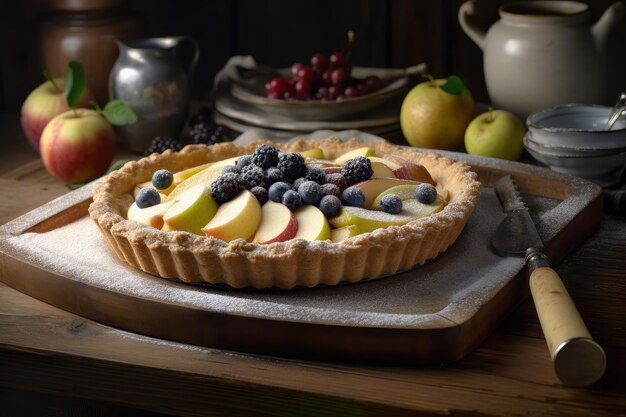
89,138 -> 481,289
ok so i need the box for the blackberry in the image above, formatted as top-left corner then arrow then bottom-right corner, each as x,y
251,144 -> 279,169
319,195 -> 341,218
240,165 -> 268,189
380,194 -> 403,214
221,165 -> 240,175
250,186 -> 269,205
282,190 -> 302,211
188,106 -> 212,128
305,166 -> 326,184
144,136 -> 183,156
277,152 -> 306,183
190,121 -> 215,145
210,172 -> 244,204
266,167 -> 284,185
415,183 -> 437,204
325,173 -> 348,191
152,169 -> 173,190
136,188 -> 161,209
235,155 -> 252,171
342,156 -> 373,185
319,183 -> 341,199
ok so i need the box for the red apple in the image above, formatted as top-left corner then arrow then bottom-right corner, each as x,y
20,78 -> 92,153
253,201 -> 299,244
40,109 -> 116,183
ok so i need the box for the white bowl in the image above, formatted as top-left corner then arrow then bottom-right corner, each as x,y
523,134 -> 626,186
526,104 -> 626,150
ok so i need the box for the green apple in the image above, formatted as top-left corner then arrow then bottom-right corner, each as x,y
330,225 -> 360,242
163,184 -> 218,235
202,190 -> 262,241
347,177 -> 422,209
167,164 -> 227,201
464,108 -> 526,161
253,201 -> 299,244
329,198 -> 446,233
400,75 -> 474,150
299,148 -> 326,160
127,199 -> 177,229
334,147 -> 376,164
293,204 -> 331,241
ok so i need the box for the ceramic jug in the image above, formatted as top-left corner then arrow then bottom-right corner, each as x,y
459,1 -> 624,118
109,36 -> 199,153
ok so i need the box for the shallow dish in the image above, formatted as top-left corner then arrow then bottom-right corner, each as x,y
523,134 -> 626,186
230,64 -> 425,121
526,104 -> 626,150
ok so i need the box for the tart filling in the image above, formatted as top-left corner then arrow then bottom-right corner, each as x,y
89,138 -> 481,289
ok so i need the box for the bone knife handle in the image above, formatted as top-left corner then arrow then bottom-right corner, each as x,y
527,250 -> 606,387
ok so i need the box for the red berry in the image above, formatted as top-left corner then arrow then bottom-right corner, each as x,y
327,85 -> 340,100
310,53 -> 328,71
265,77 -> 289,96
296,66 -> 313,83
331,68 -> 348,85
366,75 -> 383,92
291,63 -> 305,78
295,78 -> 311,99
344,85 -> 359,98
329,51 -> 346,68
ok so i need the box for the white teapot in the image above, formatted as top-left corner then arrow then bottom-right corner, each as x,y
459,1 -> 624,117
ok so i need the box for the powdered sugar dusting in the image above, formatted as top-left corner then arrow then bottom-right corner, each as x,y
4,188 -> 526,328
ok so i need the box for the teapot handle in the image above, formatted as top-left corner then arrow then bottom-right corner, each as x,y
458,1 -> 486,51
173,36 -> 200,82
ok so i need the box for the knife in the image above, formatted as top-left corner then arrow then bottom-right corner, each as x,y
492,175 -> 606,387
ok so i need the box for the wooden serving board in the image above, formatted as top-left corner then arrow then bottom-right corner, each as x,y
0,150 -> 602,364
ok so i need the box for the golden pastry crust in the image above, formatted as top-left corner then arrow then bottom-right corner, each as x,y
89,138 -> 482,289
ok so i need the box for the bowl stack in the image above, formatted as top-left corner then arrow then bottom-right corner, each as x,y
524,104 -> 626,187
211,56 -> 426,142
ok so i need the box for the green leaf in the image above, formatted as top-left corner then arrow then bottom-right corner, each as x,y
100,100 -> 138,126
440,75 -> 466,95
43,69 -> 61,92
64,61 -> 86,108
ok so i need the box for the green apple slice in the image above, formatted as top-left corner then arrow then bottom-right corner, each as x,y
334,147 -> 376,165
293,204 -> 331,241
371,184 -> 423,210
329,198 -> 445,234
167,164 -> 226,201
127,200 -> 177,229
163,184 -> 218,235
330,224 -> 360,242
202,190 -> 262,242
348,178 -> 422,209
298,148 -> 326,160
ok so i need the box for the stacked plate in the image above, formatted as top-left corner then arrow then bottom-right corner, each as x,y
211,56 -> 425,142
524,104 -> 626,187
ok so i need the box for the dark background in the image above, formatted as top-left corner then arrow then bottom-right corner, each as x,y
2,0 -> 625,114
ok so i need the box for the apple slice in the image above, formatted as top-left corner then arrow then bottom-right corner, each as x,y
299,148 -> 326,160
329,198 -> 445,233
367,156 -> 409,179
127,200 -> 176,229
134,163 -> 213,197
163,184 -> 218,235
348,178 -> 422,209
253,201 -> 299,244
166,164 -> 226,201
202,190 -> 262,242
367,157 -> 397,179
330,224 -> 360,242
293,204 -> 331,241
334,147 -> 376,165
382,154 -> 436,185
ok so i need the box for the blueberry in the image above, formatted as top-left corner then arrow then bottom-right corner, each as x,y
292,177 -> 307,191
298,180 -> 321,205
235,155 -> 252,171
151,169 -> 173,190
268,181 -> 292,202
380,194 -> 403,214
341,186 -> 365,208
250,186 -> 269,205
281,189 -> 302,210
136,187 -> 161,208
319,195 -> 341,218
319,183 -> 341,199
415,183 -> 437,204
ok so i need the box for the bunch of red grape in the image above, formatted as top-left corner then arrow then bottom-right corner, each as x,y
264,34 -> 383,101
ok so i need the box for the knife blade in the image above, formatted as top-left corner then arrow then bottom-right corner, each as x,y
492,175 -> 606,387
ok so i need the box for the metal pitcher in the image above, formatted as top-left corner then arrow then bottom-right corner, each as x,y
109,36 -> 199,153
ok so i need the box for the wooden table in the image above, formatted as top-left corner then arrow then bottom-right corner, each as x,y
1,112 -> 625,417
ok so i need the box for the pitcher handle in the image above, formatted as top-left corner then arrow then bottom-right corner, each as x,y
174,36 -> 200,82
458,1 -> 486,51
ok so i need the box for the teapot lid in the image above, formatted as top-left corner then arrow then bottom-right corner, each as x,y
500,1 -> 590,24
